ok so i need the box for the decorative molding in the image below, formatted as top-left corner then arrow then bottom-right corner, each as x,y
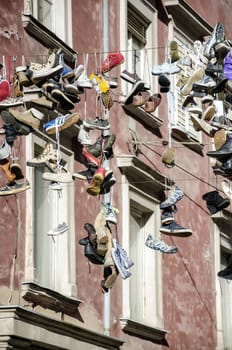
0,306 -> 124,350
22,13 -> 77,66
171,126 -> 204,155
120,318 -> 169,346
164,0 -> 212,40
117,155 -> 174,196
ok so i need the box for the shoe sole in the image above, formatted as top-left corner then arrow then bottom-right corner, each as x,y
0,180 -> 30,196
181,68 -> 205,96
159,227 -> 192,237
1,110 -> 32,135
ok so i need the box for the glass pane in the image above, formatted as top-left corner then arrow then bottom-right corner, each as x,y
38,0 -> 53,31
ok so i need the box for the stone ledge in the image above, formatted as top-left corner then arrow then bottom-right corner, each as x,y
120,318 -> 169,346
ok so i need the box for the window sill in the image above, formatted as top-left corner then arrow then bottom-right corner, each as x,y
117,155 -> 174,196
211,209 -> 232,236
0,306 -> 124,349
120,318 -> 169,346
22,13 -> 77,66
21,281 -> 83,320
122,104 -> 163,131
171,125 -> 204,155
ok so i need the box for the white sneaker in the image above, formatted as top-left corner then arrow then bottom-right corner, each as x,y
48,222 -> 68,236
78,125 -> 93,145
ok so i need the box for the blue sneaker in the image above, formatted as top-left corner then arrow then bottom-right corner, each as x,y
160,186 -> 184,209
44,112 -> 80,135
145,234 -> 178,254
112,239 -> 134,269
111,247 -> 132,279
159,221 -> 192,237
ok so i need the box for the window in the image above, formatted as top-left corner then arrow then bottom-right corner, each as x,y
31,0 -> 73,46
126,1 -> 157,96
129,190 -> 162,325
171,33 -> 202,143
219,251 -> 232,349
25,135 -> 76,297
117,155 -> 169,343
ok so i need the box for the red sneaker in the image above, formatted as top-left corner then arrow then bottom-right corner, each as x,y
100,52 -> 125,73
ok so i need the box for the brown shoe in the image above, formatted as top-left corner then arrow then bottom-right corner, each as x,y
144,93 -> 162,112
132,91 -> 150,107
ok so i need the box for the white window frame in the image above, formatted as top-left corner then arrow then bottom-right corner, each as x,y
120,0 -> 158,104
24,133 -> 76,297
214,218 -> 232,350
171,31 -> 202,143
120,176 -> 163,329
31,0 -> 73,46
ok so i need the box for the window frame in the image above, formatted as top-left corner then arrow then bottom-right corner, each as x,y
24,133 -> 77,297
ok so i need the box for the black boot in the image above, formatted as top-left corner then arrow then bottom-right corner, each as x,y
202,190 -> 230,214
207,132 -> 232,160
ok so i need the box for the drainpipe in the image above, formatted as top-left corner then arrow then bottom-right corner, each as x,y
102,0 -> 111,337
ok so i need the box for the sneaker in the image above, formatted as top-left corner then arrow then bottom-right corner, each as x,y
181,68 -> 205,96
120,69 -> 141,84
27,142 -> 57,168
49,182 -> 62,191
217,265 -> 232,279
42,169 -> 73,183
31,95 -> 54,109
2,123 -> 18,145
86,137 -> 102,157
76,71 -> 92,89
50,89 -> 75,110
0,180 -> 30,196
160,185 -> 184,209
145,234 -> 178,253
44,112 -> 80,134
102,202 -> 118,224
160,221 -> 192,237
47,222 -> 68,236
0,140 -> 11,160
27,62 -> 63,84
83,116 -> 110,130
161,208 -> 175,224
0,97 -> 24,109
101,91 -> 114,109
100,52 -> 125,73
1,110 -> 33,135
78,124 -> 92,145
151,62 -> 181,75
112,239 -> 134,269
111,247 -> 132,279
9,108 -> 43,129
203,23 -> 225,59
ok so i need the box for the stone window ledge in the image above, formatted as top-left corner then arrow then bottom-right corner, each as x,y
171,126 -> 204,155
123,104 -> 163,131
22,13 -> 77,66
21,281 -> 83,320
120,318 -> 169,346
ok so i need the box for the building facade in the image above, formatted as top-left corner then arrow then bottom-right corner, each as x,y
0,0 -> 232,349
